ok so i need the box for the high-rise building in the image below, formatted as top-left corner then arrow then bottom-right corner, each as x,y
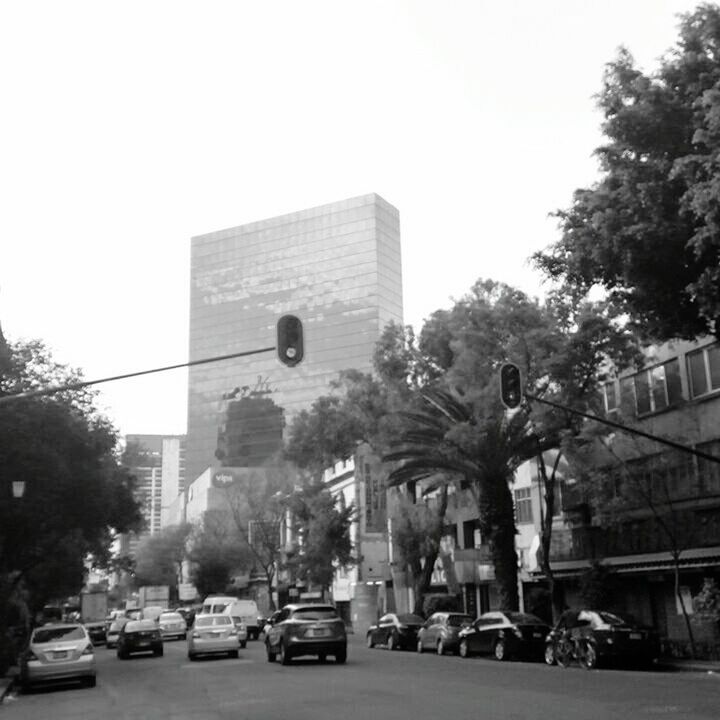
186,193 -> 403,485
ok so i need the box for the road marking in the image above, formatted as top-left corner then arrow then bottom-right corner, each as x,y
180,659 -> 254,669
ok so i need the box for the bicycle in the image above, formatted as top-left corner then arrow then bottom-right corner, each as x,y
554,631 -> 597,670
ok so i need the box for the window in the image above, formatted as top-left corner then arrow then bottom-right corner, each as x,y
514,487 -> 533,524
462,520 -> 480,549
687,343 -> 720,398
601,380 -> 619,414
631,359 -> 682,414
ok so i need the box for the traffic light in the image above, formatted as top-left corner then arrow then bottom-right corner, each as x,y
500,363 -> 522,409
277,314 -> 304,367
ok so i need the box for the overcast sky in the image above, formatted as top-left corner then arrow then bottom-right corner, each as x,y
0,0 -> 704,437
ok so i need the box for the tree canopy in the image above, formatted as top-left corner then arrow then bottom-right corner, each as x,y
534,4 -> 720,341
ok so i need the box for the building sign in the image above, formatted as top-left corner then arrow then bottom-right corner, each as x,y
178,583 -> 197,601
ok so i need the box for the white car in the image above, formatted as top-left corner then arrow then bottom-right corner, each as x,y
20,624 -> 96,690
187,614 -> 241,660
158,611 -> 187,640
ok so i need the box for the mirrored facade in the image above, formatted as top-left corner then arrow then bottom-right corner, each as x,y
186,194 -> 403,484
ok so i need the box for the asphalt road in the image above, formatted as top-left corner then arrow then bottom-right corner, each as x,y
2,634 -> 719,720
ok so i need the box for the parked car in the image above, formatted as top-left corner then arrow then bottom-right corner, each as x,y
366,613 -> 425,650
458,611 -> 550,661
19,623 -> 96,690
544,609 -> 661,669
261,610 -> 282,638
157,611 -> 187,640
265,603 -> 347,665
229,616 -> 248,648
417,612 -> 474,655
187,614 -> 241,660
83,621 -> 107,646
116,619 -> 164,659
105,618 -> 128,649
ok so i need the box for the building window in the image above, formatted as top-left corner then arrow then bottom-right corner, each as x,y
462,520 -> 480,549
601,381 -> 618,414
514,487 -> 533,524
631,359 -> 682,415
687,343 -> 720,398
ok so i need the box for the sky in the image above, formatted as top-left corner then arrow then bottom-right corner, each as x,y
0,0 -> 705,437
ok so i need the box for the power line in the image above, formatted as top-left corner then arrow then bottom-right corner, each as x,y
0,346 -> 277,405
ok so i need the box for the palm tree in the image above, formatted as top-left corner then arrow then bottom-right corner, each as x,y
384,386 -> 534,611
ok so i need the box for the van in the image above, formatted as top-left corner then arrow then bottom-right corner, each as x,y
201,596 -> 261,639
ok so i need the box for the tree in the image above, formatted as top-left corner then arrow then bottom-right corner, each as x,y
0,337 -> 142,672
285,482 -> 356,597
220,465 -> 295,611
187,509 -> 249,598
133,523 -> 193,598
534,4 -> 720,341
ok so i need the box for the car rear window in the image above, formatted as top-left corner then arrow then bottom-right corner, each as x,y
33,626 -> 86,643
397,614 -> 425,624
196,615 -> 232,627
160,613 -> 183,621
291,607 -> 339,621
448,615 -> 473,627
125,620 -> 157,632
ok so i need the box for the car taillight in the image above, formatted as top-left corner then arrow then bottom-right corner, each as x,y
82,645 -> 94,655
25,650 -> 38,661
192,632 -> 201,638
512,627 -> 523,638
229,629 -> 237,636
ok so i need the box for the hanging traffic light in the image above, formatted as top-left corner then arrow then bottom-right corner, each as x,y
277,315 -> 304,367
500,362 -> 522,409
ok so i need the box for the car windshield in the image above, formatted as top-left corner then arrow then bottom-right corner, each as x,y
160,613 -> 183,622
125,620 -> 157,632
196,615 -> 232,627
109,619 -> 128,631
505,612 -> 544,624
397,614 -> 425,624
448,615 -> 473,627
292,607 -> 339,621
33,626 -> 85,644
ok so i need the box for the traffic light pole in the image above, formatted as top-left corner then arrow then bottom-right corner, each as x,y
525,392 -> 720,466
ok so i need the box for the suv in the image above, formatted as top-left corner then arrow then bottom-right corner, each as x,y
265,604 -> 347,665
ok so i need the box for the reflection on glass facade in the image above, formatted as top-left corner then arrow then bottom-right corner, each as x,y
186,194 -> 403,484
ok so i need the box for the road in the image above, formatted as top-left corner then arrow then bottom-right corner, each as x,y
2,634 -> 718,720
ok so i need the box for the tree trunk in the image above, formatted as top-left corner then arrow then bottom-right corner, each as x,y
673,553 -> 697,659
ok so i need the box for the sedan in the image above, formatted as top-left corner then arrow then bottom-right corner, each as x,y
19,623 -> 96,691
105,618 -> 128,649
458,611 -> 550,661
366,613 -> 425,650
187,614 -> 240,660
545,609 -> 660,669
116,619 -> 163,659
158,611 -> 187,640
417,612 -> 474,655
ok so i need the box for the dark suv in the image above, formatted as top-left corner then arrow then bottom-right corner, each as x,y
265,604 -> 347,665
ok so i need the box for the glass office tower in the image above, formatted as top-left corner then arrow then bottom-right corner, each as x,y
186,194 -> 403,485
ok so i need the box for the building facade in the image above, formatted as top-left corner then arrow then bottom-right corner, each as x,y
186,193 -> 403,485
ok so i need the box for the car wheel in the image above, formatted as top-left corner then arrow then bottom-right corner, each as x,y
437,639 -> 445,656
279,642 -> 292,665
335,648 -> 347,664
494,638 -> 508,661
266,641 -> 277,663
388,632 -> 397,651
544,643 -> 556,666
117,649 -> 126,660
366,633 -> 375,649
240,641 -> 247,649
416,638 -> 424,654
459,639 -> 470,658
229,650 -> 239,659
154,647 -> 164,657
318,653 -> 327,663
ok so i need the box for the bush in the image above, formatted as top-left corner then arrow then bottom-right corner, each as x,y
422,593 -> 463,617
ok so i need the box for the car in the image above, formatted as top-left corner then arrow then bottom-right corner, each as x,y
116,619 -> 164,659
458,611 -> 550,661
416,612 -> 474,655
262,610 -> 282,638
265,603 -> 347,665
187,614 -> 241,660
544,609 -> 661,669
229,616 -> 249,648
158,611 -> 187,640
105,617 -> 128,649
83,620 -> 107,645
201,596 -> 261,640
366,613 -> 425,650
19,623 -> 97,691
